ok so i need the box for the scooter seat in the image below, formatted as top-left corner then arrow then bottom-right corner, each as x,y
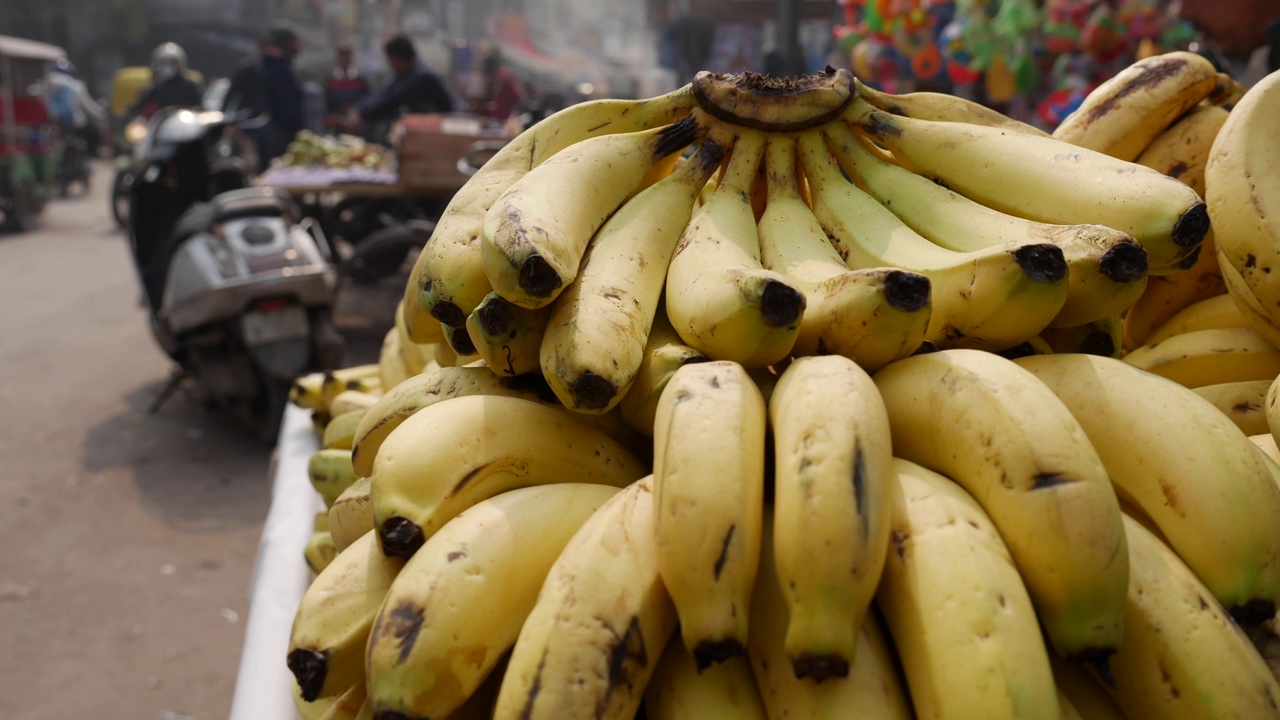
171,188 -> 296,240
172,201 -> 216,240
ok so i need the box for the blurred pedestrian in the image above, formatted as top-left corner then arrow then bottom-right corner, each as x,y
478,51 -> 523,121
225,26 -> 306,164
46,58 -> 105,157
350,35 -> 455,134
126,43 -> 202,121
325,44 -> 370,118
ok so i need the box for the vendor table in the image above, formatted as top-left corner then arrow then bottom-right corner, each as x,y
228,404 -> 323,720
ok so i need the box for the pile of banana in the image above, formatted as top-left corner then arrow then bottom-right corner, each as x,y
279,57 -> 1280,720
280,130 -> 388,170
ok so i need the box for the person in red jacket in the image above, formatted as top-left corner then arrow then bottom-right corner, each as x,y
325,44 -> 369,117
479,51 -> 524,122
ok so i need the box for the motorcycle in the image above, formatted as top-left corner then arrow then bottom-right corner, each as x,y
128,107 -> 342,440
110,117 -> 148,228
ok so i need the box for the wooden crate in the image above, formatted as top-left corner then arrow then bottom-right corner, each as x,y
392,114 -> 512,196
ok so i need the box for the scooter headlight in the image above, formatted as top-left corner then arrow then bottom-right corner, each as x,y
125,120 -> 148,146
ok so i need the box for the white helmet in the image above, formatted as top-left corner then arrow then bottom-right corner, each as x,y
151,42 -> 189,79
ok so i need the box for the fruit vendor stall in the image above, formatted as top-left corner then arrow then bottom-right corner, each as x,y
232,56 -> 1280,719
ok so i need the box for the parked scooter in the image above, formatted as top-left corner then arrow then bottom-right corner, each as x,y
128,107 -> 342,440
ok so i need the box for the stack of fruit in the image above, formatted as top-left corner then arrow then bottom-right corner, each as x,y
281,56 -> 1280,720
280,130 -> 388,170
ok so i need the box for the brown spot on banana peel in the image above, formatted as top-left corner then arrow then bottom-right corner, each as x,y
692,67 -> 855,132
1099,241 -> 1149,283
1230,598 -> 1277,627
380,516 -> 426,558
1084,56 -> 1193,123
793,653 -> 851,683
713,525 -> 736,580
852,441 -> 869,538
603,617 -> 649,709
1013,244 -> 1068,283
1031,472 -> 1071,490
286,648 -> 330,702
382,601 -> 427,666
1166,162 -> 1190,179
518,648 -> 550,720
693,638 -> 746,671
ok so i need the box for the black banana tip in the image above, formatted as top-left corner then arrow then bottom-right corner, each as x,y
997,341 -> 1041,360
1176,243 -> 1204,270
1099,242 -> 1149,283
1080,331 -> 1117,357
379,517 -> 425,558
793,654 -> 851,683
429,300 -> 466,328
911,340 -> 939,355
1229,598 -> 1277,627
571,372 -> 618,411
518,254 -> 563,299
693,639 -> 746,671
448,324 -> 477,356
285,648 -> 328,702
883,271 -> 931,312
1172,202 -> 1210,248
1082,653 -> 1117,689
1013,244 -> 1068,284
476,298 -> 514,337
760,280 -> 805,328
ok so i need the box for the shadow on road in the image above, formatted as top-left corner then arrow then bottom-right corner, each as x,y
80,381 -> 274,533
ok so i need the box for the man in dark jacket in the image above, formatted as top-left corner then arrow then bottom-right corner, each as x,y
126,43 -> 203,120
353,35 -> 454,128
224,27 -> 306,164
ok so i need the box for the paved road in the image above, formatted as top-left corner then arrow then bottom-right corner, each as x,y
0,164 -> 396,719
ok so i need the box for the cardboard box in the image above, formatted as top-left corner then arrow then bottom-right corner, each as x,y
392,113 -> 512,196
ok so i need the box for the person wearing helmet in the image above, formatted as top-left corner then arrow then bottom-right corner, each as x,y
125,43 -> 203,121
47,58 -> 105,150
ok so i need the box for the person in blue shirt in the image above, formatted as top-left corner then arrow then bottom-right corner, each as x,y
350,35 -> 455,132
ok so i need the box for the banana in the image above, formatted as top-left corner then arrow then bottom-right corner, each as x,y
653,361 -> 765,668
1016,353 -> 1280,621
996,334 -> 1056,359
692,67 -> 855,132
1134,103 -> 1230,197
464,291 -> 549,377
873,350 -> 1128,658
394,301 -> 431,375
313,510 -> 329,532
878,458 -> 1060,719
1039,316 -> 1123,357
617,309 -> 709,437
849,99 -> 1210,271
287,531 -> 404,701
292,365 -> 382,414
645,639 -> 767,720
290,372 -> 327,411
377,327 -> 411,393
411,87 -> 697,332
1219,246 -> 1280,350
1052,51 -> 1219,161
748,516 -> 912,719
804,128 -> 1071,351
327,389 -> 380,418
665,126 -> 805,366
1192,380 -> 1271,436
328,476 -> 372,553
769,356 -> 893,681
1097,515 -> 1280,719
321,409 -> 365,451
1252,433 -> 1280,466
371,394 -> 647,557
294,683 -> 342,720
304,530 -> 337,574
365,483 -> 619,719
758,133 -> 931,368
854,77 -> 1049,136
1121,232 -> 1225,349
494,477 -> 675,720
482,117 -> 700,309
401,290 -> 444,345
317,683 -> 366,720
830,125 -> 1148,328
1269,374 -> 1280,452
308,449 -> 359,508
1206,70 -> 1280,333
1145,291 -> 1245,344
1049,653 -> 1127,720
539,138 -> 726,412
1122,327 -> 1280,388
438,320 -> 481,359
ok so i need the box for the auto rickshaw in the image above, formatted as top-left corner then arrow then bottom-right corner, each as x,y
0,34 -> 65,233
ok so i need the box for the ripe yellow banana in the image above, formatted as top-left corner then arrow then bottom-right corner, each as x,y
879,458 -> 1060,719
855,77 -> 1049,136
482,117 -> 700,309
393,301 -> 432,375
411,87 -> 697,333
769,355 -> 893,681
617,309 -> 708,437
1269,374 -> 1280,452
830,124 -> 1148,328
749,516 -> 912,719
1192,380 -> 1271,436
1039,316 -> 1123,357
1097,515 -> 1280,718
294,683 -> 342,720
665,126 -> 805,366
1145,291 -> 1244,345
1052,51 -> 1219,161
654,361 -> 765,668
494,477 -> 674,720
873,349 -> 1128,658
644,639 -> 767,720
292,365 -> 381,414
303,529 -> 337,574
328,476 -> 372,553
287,531 -> 404,701
464,291 -> 549,377
401,290 -> 444,346
377,327 -> 411,393
366,483 -> 619,719
539,138 -> 726,412
307,449 -> 358,508
1252,433 -> 1280,466
1121,233 -> 1225,349
803,129 -> 1070,351
849,99 -> 1210,271
1123,326 -> 1280,388
692,67 -> 855,132
327,389 -> 379,418
321,409 -> 365,451
1206,70 -> 1280,333
316,683 -> 365,720
1049,653 -> 1127,720
1017,353 -> 1280,621
1219,246 -> 1280,349
371,394 -> 647,557
1135,103 -> 1230,197
758,133 -> 931,368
